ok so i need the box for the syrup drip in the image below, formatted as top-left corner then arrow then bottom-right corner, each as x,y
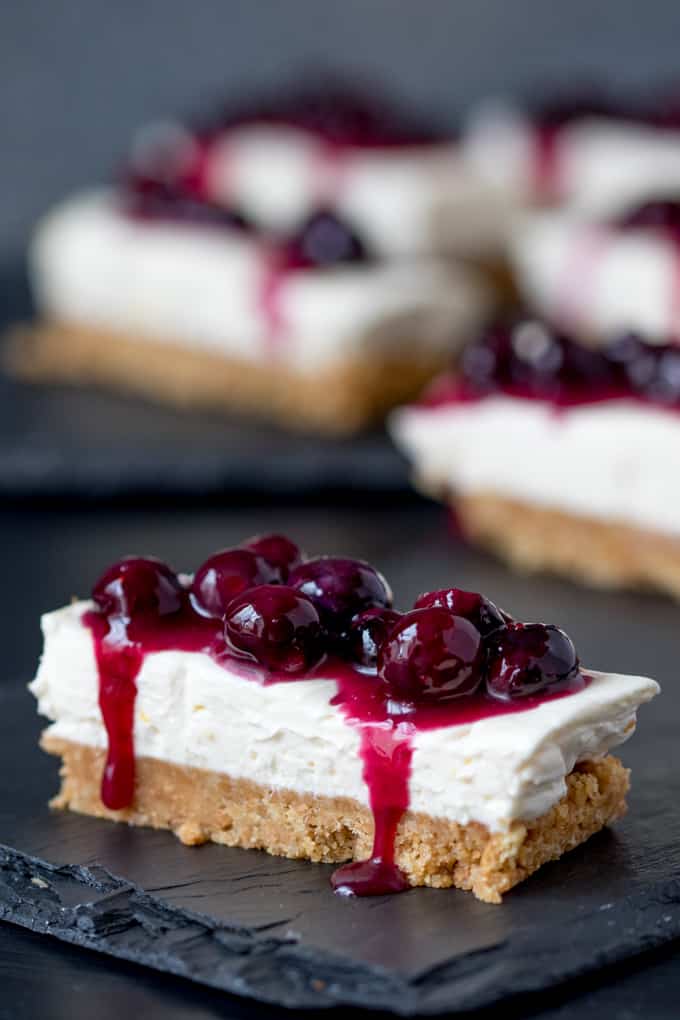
532,124 -> 563,203
84,600 -> 586,895
258,249 -> 290,343
89,614 -> 142,810
331,726 -> 412,896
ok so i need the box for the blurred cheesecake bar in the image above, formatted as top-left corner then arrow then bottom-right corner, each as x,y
10,89 -> 498,433
392,318 -> 680,596
30,536 -> 658,902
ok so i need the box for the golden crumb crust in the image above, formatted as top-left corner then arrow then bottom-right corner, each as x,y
42,735 -> 629,903
5,322 -> 449,434
449,490 -> 680,599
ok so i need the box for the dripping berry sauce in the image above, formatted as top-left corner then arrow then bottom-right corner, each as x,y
85,538 -> 586,897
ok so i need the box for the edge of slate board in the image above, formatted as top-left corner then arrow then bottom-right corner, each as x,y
0,263 -> 415,502
2,845 -> 680,1014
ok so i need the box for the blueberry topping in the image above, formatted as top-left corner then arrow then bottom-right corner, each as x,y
378,607 -> 483,704
456,317 -> 680,410
460,321 -> 567,397
486,623 -> 580,700
224,585 -> 322,674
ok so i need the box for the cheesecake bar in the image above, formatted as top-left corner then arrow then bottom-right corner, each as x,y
11,89 -> 496,433
30,535 -> 658,902
392,318 -> 680,595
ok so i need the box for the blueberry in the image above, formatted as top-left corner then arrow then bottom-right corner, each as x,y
93,557 -> 183,619
225,585 -> 322,674
191,549 -> 277,619
486,623 -> 580,700
378,608 -> 483,704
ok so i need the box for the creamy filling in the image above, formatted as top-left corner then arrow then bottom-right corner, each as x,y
511,211 -> 680,341
392,396 -> 680,538
30,191 -> 487,371
30,602 -> 658,833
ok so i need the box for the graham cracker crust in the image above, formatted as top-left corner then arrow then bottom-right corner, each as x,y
5,322 -> 449,434
454,491 -> 680,599
41,734 -> 629,903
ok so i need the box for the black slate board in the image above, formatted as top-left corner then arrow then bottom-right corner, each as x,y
1,504 -> 679,1014
0,261 -> 410,500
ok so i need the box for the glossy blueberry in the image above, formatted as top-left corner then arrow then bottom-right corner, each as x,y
92,557 -> 183,619
224,585 -> 322,674
414,588 -> 507,638
346,608 -> 402,668
190,549 -> 277,619
289,556 -> 392,631
378,607 -> 483,704
486,622 -> 580,700
241,534 -> 303,582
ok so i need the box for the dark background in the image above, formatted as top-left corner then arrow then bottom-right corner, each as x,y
4,0 -> 680,265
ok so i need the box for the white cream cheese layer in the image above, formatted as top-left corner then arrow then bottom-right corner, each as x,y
392,395 -> 680,537
511,211 -> 678,341
30,602 -> 658,833
205,125 -> 511,256
30,190 -> 488,371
